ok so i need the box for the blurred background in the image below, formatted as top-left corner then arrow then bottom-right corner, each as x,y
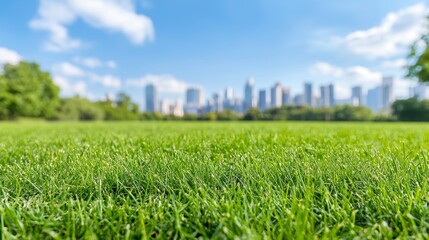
0,0 -> 429,121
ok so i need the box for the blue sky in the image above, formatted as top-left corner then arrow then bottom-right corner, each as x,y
0,0 -> 428,106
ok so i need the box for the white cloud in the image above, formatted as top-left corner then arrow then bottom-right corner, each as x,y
382,58 -> 407,69
126,74 -> 188,94
311,61 -> 382,84
53,75 -> 88,97
30,0 -> 154,52
53,60 -> 121,89
334,3 -> 428,59
0,47 -> 22,65
310,62 -> 343,77
81,57 -> 102,68
90,74 -> 122,88
106,60 -> 117,69
395,78 -> 415,99
74,57 -> 117,69
53,62 -> 85,77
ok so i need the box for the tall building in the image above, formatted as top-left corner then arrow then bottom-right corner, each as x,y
185,87 -> 202,114
213,93 -> 222,112
382,76 -> 394,111
367,86 -> 383,113
145,84 -> 157,112
244,78 -> 255,111
282,88 -> 291,106
304,83 -> 314,106
271,82 -> 282,107
320,85 -> 330,107
351,86 -> 363,106
293,94 -> 304,106
328,84 -> 335,107
223,87 -> 234,110
258,89 -> 267,110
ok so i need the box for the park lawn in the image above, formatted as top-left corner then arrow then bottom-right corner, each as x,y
1,122 -> 429,239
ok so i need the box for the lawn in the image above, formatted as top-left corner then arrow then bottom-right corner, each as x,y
1,122 -> 429,239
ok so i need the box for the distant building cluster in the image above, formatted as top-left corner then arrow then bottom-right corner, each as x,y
144,77 -> 429,116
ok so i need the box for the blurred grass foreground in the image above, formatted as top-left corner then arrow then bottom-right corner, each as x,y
1,122 -> 429,238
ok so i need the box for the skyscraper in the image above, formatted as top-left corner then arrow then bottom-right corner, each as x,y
304,83 -> 313,106
185,87 -> 202,114
145,84 -> 157,112
382,77 -> 394,111
328,84 -> 335,107
223,87 -> 234,110
244,78 -> 254,111
320,85 -> 330,107
271,82 -> 282,108
351,86 -> 363,106
258,89 -> 267,110
293,94 -> 304,106
367,86 -> 383,113
213,93 -> 222,112
282,88 -> 291,106
318,84 -> 334,107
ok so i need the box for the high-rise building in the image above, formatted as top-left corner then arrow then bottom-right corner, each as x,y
145,84 -> 157,112
382,77 -> 394,111
320,85 -> 330,107
244,78 -> 255,111
351,86 -> 363,106
223,87 -> 234,110
213,93 -> 222,112
319,84 -> 334,107
258,89 -> 267,110
293,94 -> 304,106
282,88 -> 291,106
328,84 -> 335,107
367,86 -> 383,113
304,83 -> 313,106
185,87 -> 202,114
271,82 -> 282,107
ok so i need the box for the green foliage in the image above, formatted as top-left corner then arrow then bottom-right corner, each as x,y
392,98 -> 429,121
243,108 -> 265,120
0,62 -> 60,119
217,110 -> 240,121
182,114 -> 199,121
141,112 -> 164,121
1,122 -> 429,238
407,26 -> 429,82
201,112 -> 218,121
54,97 -> 105,121
97,92 -> 140,121
333,105 -> 373,121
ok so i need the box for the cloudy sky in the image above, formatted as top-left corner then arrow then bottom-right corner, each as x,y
0,0 -> 428,105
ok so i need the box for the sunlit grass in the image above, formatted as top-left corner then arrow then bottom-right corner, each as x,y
1,122 -> 429,239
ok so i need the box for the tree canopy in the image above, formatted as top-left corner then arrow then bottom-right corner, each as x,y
0,62 -> 60,119
407,23 -> 429,82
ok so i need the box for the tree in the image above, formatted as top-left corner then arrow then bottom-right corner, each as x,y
392,98 -> 429,121
217,110 -> 240,121
333,105 -> 373,121
1,62 -> 60,119
97,92 -> 140,121
243,108 -> 264,121
407,23 -> 429,82
54,97 -> 104,121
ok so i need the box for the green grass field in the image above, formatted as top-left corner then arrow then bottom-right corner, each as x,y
1,122 -> 429,239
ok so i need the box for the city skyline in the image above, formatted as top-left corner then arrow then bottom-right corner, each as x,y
143,75 -> 414,115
